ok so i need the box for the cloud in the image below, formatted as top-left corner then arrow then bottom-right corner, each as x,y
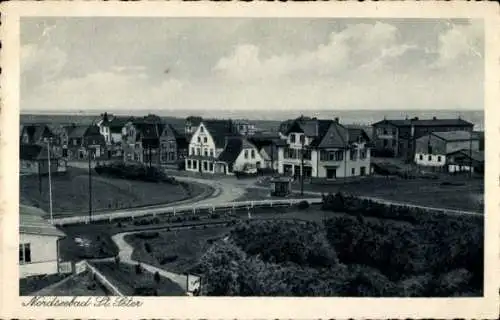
213,22 -> 415,81
21,19 -> 484,112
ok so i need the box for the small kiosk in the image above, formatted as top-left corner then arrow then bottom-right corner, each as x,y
270,176 -> 293,197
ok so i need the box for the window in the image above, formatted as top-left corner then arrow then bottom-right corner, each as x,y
383,129 -> 388,135
428,155 -> 432,161
299,135 -> 305,145
200,126 -> 204,133
323,150 -> 343,161
204,149 -> 208,157
209,163 -> 214,171
303,149 -> 312,160
437,156 -> 442,162
244,150 -> 249,159
251,150 -> 255,159
351,168 -> 355,175
196,148 -> 201,155
191,147 -> 195,155
350,148 -> 358,161
19,243 -> 31,264
360,167 -> 366,176
290,134 -> 296,143
203,137 -> 207,143
203,161 -> 208,171
419,154 -> 423,160
210,149 -> 214,157
197,136 -> 201,143
62,148 -> 68,157
383,139 -> 388,147
187,160 -> 192,169
193,161 -> 198,170
360,149 -> 367,160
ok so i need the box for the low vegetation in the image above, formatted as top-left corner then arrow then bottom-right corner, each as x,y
196,194 -> 483,297
92,262 -> 185,296
19,273 -> 69,295
95,161 -> 177,183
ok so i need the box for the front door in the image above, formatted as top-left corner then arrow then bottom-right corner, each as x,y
326,168 -> 336,179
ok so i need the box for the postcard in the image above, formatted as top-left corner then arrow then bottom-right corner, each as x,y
1,1 -> 499,319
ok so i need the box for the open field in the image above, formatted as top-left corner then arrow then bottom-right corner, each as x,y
290,175 -> 483,212
91,261 -> 185,296
20,167 -> 209,217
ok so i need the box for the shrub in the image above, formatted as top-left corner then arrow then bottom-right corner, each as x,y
144,242 -> 152,253
135,263 -> 143,275
297,200 -> 310,210
159,255 -> 179,265
135,232 -> 159,240
154,271 -> 161,283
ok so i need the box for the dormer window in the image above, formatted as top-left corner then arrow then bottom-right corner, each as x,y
200,126 -> 204,133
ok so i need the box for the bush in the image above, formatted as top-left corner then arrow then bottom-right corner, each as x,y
135,263 -> 143,275
159,255 -> 178,265
135,232 -> 159,240
144,242 -> 152,253
95,161 -> 176,184
297,200 -> 310,210
154,271 -> 161,283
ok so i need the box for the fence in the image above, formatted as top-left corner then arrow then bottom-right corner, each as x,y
53,198 -> 322,226
84,260 -> 124,296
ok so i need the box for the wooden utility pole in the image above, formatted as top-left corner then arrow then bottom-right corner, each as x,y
469,133 -> 473,178
88,148 -> 93,222
300,137 -> 305,196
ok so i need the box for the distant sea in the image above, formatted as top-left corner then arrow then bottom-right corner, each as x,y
22,109 -> 485,131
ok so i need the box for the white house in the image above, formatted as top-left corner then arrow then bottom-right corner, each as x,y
19,205 -> 66,278
414,131 -> 480,170
185,120 -> 263,175
277,118 -> 372,180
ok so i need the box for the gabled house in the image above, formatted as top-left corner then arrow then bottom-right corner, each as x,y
20,124 -> 55,145
122,117 -> 164,165
66,125 -> 106,160
20,124 -> 61,158
414,131 -> 480,170
185,119 -> 244,174
20,144 -> 66,175
277,117 -> 372,180
248,134 -> 284,171
447,149 -> 484,174
215,137 -> 264,175
371,117 -> 474,159
19,205 -> 66,278
233,119 -> 257,136
97,112 -> 132,146
159,124 -> 188,169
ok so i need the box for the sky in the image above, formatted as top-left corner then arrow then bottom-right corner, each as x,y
20,18 -> 484,113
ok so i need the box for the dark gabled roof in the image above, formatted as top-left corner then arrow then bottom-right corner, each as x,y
186,116 -> 203,126
20,205 -> 66,237
372,118 -> 474,128
217,137 -> 256,165
203,120 -> 240,148
22,124 -> 54,143
68,126 -> 89,138
347,128 -> 371,144
432,131 -> 476,142
447,149 -> 484,163
20,144 -> 58,161
161,123 -> 188,148
108,116 -> 132,133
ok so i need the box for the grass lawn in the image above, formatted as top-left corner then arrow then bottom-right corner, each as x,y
300,175 -> 484,212
19,273 -> 69,295
20,167 -> 209,217
33,271 -> 110,296
91,262 -> 185,296
125,226 -> 233,274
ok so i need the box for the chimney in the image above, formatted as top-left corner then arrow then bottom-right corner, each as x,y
432,116 -> 437,120
334,117 -> 339,123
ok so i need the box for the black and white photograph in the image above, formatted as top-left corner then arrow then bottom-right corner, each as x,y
1,2 -> 499,320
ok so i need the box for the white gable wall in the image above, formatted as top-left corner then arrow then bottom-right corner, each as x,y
19,233 -> 60,278
188,123 -> 217,157
233,146 -> 265,172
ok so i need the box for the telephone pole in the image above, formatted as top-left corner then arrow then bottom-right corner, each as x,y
88,148 -> 93,222
300,137 -> 305,196
469,133 -> 473,178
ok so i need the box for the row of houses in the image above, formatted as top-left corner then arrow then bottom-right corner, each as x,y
371,117 -> 484,173
20,113 -> 484,178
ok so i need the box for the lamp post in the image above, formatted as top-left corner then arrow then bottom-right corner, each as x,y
300,137 -> 305,196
